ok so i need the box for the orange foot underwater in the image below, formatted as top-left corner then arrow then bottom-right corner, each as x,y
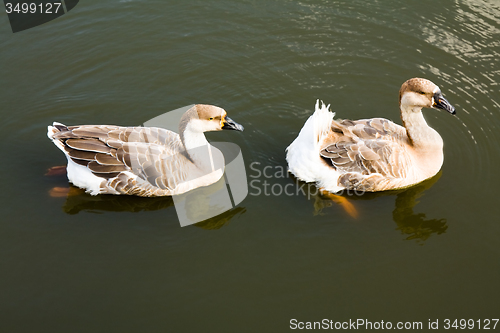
45,165 -> 67,176
49,186 -> 82,198
320,189 -> 358,218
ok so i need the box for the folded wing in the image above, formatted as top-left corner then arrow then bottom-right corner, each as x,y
51,124 -> 192,195
320,118 -> 412,191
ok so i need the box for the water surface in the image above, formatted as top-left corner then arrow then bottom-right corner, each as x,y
1,1 -> 499,332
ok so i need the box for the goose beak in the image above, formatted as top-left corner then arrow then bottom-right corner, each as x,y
433,92 -> 456,115
222,116 -> 244,131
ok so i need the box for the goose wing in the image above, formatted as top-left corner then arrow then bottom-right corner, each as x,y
51,124 -> 192,195
320,118 -> 412,191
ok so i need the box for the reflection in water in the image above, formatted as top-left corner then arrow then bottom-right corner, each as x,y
55,185 -> 245,229
391,173 -> 448,243
195,207 -> 246,230
61,187 -> 175,214
308,173 -> 447,243
174,174 -> 233,227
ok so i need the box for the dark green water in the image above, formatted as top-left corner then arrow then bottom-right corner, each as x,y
1,1 -> 500,332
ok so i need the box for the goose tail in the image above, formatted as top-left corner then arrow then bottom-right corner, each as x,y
47,122 -> 70,152
286,100 -> 334,153
286,100 -> 334,182
311,100 -> 334,146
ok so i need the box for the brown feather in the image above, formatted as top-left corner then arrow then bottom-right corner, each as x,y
71,127 -> 111,139
358,145 -> 380,160
88,161 -> 129,173
95,153 -> 123,166
66,138 -> 112,154
93,172 -> 121,179
65,148 -> 96,161
52,131 -> 78,139
104,139 -> 122,149
70,158 -> 90,167
107,130 -> 121,141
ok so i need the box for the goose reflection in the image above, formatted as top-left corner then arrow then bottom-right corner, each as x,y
309,172 -> 448,242
50,177 -> 245,230
391,173 -> 447,242
58,187 -> 175,214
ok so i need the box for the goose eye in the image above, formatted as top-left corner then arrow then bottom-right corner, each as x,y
419,91 -> 426,95
209,117 -> 214,121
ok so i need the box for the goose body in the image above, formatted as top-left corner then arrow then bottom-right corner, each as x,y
47,104 -> 244,196
286,78 -> 456,193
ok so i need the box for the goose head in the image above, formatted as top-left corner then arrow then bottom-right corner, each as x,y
180,104 -> 244,134
399,78 -> 456,115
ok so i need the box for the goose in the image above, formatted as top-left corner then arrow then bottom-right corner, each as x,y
47,104 -> 244,196
286,78 -> 456,193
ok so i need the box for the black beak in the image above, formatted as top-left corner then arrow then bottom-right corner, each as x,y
433,92 -> 456,115
222,116 -> 244,131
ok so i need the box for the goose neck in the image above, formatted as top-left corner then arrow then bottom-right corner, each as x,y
400,105 -> 442,149
180,122 -> 217,172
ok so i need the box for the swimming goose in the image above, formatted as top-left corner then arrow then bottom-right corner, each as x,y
286,78 -> 456,193
47,104 -> 244,196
